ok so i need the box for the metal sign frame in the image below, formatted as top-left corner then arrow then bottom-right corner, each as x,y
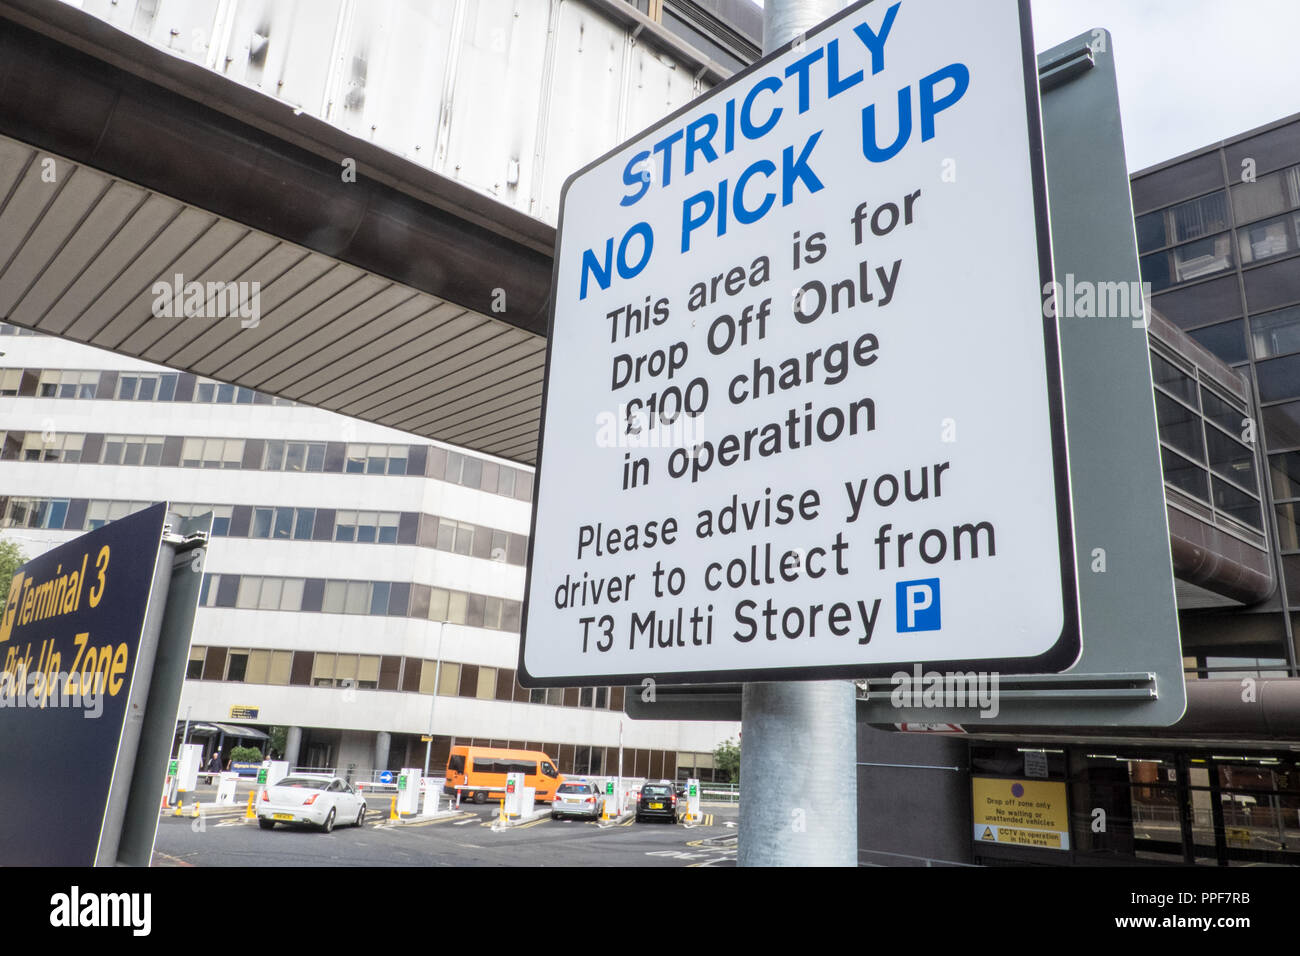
629,29 -> 1187,728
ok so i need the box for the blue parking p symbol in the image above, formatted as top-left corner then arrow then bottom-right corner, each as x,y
896,578 -> 941,632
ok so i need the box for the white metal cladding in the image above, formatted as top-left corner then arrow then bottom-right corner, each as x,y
0,136 -> 547,463
65,0 -> 714,224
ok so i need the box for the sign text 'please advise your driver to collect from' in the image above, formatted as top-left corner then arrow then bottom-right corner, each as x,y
521,0 -> 1079,685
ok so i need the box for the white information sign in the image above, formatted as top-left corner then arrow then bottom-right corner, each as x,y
521,0 -> 1078,685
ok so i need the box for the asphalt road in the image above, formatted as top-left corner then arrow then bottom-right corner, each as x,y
153,799 -> 739,867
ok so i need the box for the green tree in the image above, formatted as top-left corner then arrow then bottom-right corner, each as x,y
714,736 -> 741,784
0,538 -> 27,604
270,726 -> 288,758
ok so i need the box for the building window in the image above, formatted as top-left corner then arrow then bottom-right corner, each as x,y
1187,320 -> 1247,365
181,437 -> 243,469
1230,162 -> 1300,225
279,578 -> 305,611
116,372 -> 177,401
208,505 -> 233,537
268,650 -> 293,685
1155,391 -> 1204,461
251,507 -> 274,539
312,653 -> 336,687
1238,211 -> 1300,265
1250,304 -> 1300,360
225,650 -> 249,682
417,660 -> 437,694
1141,233 -> 1236,292
436,520 -> 476,555
1161,446 -> 1210,503
357,655 -> 380,689
437,662 -> 460,696
1138,190 -> 1230,254
264,440 -> 325,472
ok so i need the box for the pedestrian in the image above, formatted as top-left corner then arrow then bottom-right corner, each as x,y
207,749 -> 222,774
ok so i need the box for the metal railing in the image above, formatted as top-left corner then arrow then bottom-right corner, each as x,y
699,782 -> 740,804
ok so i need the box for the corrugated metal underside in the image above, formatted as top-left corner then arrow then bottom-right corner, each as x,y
0,135 -> 546,464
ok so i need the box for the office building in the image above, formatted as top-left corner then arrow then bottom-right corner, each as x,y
859,113 -> 1300,868
0,323 -> 739,781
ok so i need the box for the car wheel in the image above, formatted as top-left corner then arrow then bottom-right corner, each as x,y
258,818 -> 275,830
355,805 -> 366,828
322,808 -> 336,833
474,791 -> 487,805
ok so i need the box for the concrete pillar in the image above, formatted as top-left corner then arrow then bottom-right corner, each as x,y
284,726 -> 302,769
374,731 -> 391,775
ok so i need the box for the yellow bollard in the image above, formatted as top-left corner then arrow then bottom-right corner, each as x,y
172,796 -> 183,817
244,792 -> 256,820
191,799 -> 201,819
388,797 -> 399,822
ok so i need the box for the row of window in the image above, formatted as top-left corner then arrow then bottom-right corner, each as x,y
198,573 -> 523,631
1137,164 -> 1300,292
186,645 -> 617,712
0,365 -> 297,405
1151,351 -> 1263,533
0,426 -> 535,501
1139,164 -> 1300,253
0,497 -> 530,566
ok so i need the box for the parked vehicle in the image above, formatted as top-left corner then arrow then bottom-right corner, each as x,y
257,774 -> 367,832
635,781 -> 678,823
445,746 -> 562,804
551,780 -> 604,820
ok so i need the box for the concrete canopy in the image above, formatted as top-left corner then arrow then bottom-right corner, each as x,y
0,0 -> 558,464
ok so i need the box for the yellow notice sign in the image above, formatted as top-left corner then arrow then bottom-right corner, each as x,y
972,777 -> 1069,851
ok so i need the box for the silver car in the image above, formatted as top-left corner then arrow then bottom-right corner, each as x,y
257,774 -> 367,832
551,780 -> 604,820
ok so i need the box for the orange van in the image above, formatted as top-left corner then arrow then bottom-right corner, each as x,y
445,746 -> 563,804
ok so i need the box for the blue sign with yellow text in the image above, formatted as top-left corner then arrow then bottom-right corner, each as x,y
0,503 -> 168,865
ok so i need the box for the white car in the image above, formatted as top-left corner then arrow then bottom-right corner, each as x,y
551,780 -> 604,820
257,774 -> 367,833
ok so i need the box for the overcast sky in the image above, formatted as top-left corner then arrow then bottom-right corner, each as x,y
748,0 -> 1300,172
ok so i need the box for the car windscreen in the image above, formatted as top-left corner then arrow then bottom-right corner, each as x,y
275,777 -> 330,789
642,785 -> 671,796
558,783 -> 592,794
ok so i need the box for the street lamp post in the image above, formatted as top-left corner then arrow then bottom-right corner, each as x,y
422,620 -> 447,779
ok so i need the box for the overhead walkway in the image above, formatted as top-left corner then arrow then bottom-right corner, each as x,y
0,0 -> 736,463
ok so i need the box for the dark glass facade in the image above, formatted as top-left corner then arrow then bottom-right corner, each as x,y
1134,112 -> 1300,677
